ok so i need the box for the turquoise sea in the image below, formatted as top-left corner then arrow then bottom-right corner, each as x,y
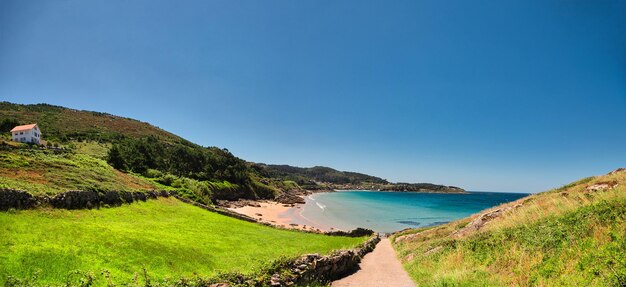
300,191 -> 529,233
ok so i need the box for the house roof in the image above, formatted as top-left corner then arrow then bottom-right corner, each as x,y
10,124 -> 38,132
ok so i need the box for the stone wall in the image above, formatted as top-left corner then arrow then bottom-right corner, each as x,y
172,195 -> 258,223
270,236 -> 381,286
0,188 -> 171,211
49,190 -> 171,209
0,189 -> 37,211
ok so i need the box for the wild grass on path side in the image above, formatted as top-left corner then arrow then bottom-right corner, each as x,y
393,172 -> 626,287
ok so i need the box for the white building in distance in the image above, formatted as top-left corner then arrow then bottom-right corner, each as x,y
11,124 -> 42,144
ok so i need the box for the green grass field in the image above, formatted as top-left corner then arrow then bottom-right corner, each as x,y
392,170 -> 626,286
0,197 -> 366,286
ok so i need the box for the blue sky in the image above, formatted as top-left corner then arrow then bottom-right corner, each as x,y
1,0 -> 625,192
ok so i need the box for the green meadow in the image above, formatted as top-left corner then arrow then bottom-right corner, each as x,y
0,198 -> 366,286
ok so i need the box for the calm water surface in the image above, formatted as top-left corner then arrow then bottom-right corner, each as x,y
300,191 -> 529,233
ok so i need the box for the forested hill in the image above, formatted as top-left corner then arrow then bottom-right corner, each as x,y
252,164 -> 465,193
253,164 -> 388,185
0,102 -> 464,202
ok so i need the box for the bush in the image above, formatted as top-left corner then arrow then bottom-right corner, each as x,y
156,174 -> 177,186
0,118 -> 20,133
143,169 -> 163,179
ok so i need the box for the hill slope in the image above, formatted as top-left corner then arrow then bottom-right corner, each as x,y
392,168 -> 626,286
1,102 -> 464,199
0,102 -> 182,144
0,102 -> 278,201
0,148 -> 157,195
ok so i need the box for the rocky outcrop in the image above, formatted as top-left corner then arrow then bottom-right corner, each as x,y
395,231 -> 425,244
326,227 -> 375,238
451,203 -> 523,238
215,199 -> 261,209
0,189 -> 37,211
585,181 -> 619,193
269,236 -> 381,286
608,168 -> 626,175
275,192 -> 305,204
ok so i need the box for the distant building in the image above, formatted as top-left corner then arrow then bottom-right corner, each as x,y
11,124 -> 42,144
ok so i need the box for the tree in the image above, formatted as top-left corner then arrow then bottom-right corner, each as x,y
107,145 -> 127,171
0,118 -> 20,133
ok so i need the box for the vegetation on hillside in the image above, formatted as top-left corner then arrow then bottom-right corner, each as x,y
0,102 -> 277,201
0,102 -> 463,201
0,197 -> 366,286
108,136 -> 249,185
0,147 -> 157,196
252,164 -> 464,192
392,169 -> 626,286
0,102 -> 181,144
252,164 -> 388,186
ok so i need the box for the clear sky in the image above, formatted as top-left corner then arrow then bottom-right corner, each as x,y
1,0 -> 625,192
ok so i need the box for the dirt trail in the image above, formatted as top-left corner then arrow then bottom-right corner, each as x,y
332,238 -> 416,287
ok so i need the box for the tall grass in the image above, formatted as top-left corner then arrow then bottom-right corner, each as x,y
393,171 -> 626,286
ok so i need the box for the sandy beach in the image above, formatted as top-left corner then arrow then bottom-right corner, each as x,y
228,201 -> 334,232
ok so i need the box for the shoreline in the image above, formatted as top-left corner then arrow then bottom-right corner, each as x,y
227,199 -> 336,232
331,189 -> 468,194
226,189 -> 472,232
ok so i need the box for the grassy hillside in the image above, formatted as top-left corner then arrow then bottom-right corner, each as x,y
0,102 -> 182,144
392,169 -> 626,286
0,197 -> 366,286
0,147 -> 157,195
0,102 -> 277,201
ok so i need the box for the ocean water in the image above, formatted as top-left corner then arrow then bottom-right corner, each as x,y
300,191 -> 529,233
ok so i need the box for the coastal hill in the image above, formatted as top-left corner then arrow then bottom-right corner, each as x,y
392,168 -> 626,286
253,163 -> 465,193
0,102 -> 372,286
0,101 -> 463,202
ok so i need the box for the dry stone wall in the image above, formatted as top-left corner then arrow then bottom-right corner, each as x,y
0,188 -> 171,211
270,236 -> 381,286
0,189 -> 37,211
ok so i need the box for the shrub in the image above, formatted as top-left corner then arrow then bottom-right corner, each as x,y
156,174 -> 178,186
143,169 -> 163,179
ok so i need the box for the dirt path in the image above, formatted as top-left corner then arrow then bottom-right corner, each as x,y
332,238 -> 416,287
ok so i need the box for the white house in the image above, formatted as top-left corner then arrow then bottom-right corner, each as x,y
11,124 -> 42,144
